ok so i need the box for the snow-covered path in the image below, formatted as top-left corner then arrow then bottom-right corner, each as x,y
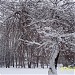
0,67 -> 74,75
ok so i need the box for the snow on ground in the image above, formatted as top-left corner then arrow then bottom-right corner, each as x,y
0,67 -> 74,75
57,67 -> 74,75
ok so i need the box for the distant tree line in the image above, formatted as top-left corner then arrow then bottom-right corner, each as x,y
0,0 -> 75,69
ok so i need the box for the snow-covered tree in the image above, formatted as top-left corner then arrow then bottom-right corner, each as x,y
0,0 -> 75,75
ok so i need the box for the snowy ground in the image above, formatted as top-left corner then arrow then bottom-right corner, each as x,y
0,67 -> 74,75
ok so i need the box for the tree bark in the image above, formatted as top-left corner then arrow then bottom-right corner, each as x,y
15,57 -> 17,68
48,43 -> 59,75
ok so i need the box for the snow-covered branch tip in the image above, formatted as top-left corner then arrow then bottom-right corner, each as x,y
18,38 -> 41,45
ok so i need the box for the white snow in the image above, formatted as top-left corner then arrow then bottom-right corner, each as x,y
18,38 -> 40,45
0,67 -> 74,75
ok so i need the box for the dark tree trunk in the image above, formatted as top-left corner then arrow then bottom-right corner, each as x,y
47,63 -> 48,68
15,57 -> 17,68
11,55 -> 14,67
12,56 -> 14,67
28,62 -> 31,68
55,51 -> 60,69
19,56 -> 21,67
5,52 -> 10,68
23,60 -> 25,68
36,57 -> 39,68
22,56 -> 25,68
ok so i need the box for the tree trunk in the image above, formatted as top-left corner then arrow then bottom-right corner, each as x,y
28,62 -> 31,68
55,51 -> 60,69
48,44 -> 59,75
23,59 -> 25,68
11,55 -> 14,67
19,57 -> 21,67
47,64 -> 48,68
36,57 -> 39,68
16,57 -> 17,68
12,58 -> 14,67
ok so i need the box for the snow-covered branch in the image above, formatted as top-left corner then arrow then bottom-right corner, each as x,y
18,38 -> 40,46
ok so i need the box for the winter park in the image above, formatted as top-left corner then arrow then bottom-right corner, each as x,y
0,0 -> 75,75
